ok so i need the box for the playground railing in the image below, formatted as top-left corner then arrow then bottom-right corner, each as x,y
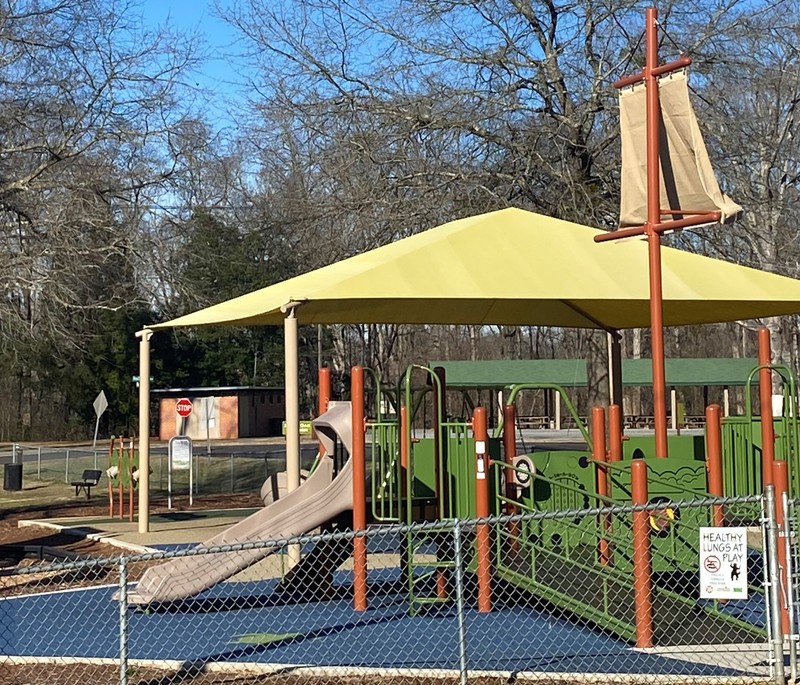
0,493 -> 791,685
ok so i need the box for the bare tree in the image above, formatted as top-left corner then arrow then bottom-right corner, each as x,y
0,0 -> 202,437
214,0 -> 800,407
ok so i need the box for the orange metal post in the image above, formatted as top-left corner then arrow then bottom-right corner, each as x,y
609,405 -> 623,464
118,439 -> 124,519
318,367 -> 331,457
502,404 -> 520,553
473,406 -> 492,613
593,407 -> 611,565
502,404 -> 518,499
351,365 -> 368,611
773,459 -> 791,634
705,406 -> 729,604
643,6 -> 668,459
631,460 -> 654,648
759,328 -> 775,488
705,405 -> 725,527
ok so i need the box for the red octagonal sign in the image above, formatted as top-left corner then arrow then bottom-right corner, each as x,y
175,398 -> 193,418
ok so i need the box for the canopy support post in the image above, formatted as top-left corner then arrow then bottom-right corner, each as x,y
136,328 -> 153,534
282,301 -> 303,565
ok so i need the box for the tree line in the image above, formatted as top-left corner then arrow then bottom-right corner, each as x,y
2,0 -> 799,440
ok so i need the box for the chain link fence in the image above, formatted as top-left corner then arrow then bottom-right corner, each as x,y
1,442 -> 318,495
0,493 -> 793,685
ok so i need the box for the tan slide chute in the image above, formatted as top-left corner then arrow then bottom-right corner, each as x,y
126,402 -> 354,605
619,69 -> 742,228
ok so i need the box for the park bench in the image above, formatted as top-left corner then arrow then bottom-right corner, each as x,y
70,469 -> 102,499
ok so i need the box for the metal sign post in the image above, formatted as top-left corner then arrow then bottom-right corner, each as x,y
203,396 -> 214,456
168,435 -> 193,509
92,390 -> 108,449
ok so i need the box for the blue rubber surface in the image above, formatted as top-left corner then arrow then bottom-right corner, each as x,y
0,571 -> 759,676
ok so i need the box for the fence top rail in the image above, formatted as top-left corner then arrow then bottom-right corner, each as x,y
0,493 -> 764,576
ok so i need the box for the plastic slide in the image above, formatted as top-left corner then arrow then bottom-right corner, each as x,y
126,402 -> 354,605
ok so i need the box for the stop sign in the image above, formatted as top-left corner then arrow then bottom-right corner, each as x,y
175,398 -> 193,418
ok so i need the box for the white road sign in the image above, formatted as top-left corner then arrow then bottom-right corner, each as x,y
699,527 -> 748,600
93,390 -> 108,417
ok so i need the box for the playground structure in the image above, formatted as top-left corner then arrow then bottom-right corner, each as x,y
106,436 -> 140,522
127,331 -> 796,655
354,335 -> 794,648
118,8 -> 800,676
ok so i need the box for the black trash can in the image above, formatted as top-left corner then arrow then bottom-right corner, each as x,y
4,463 -> 22,491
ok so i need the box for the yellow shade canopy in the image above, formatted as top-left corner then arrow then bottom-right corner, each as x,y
153,208 -> 800,330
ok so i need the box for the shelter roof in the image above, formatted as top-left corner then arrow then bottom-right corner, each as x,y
429,360 -> 588,388
427,358 -> 759,389
152,208 -> 800,330
621,358 -> 758,387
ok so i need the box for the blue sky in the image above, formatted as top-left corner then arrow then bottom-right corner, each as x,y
139,0 -> 247,131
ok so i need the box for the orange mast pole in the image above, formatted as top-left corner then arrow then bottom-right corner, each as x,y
597,7 -> 708,458
643,6 -> 669,459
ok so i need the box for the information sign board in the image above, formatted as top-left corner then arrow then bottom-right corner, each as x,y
699,527 -> 748,599
168,435 -> 194,509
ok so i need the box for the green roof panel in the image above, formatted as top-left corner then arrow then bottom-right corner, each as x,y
622,358 -> 758,386
427,357 -> 759,389
428,359 -> 588,388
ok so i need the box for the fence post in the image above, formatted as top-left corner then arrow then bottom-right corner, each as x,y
631,459 -> 654,648
37,447 -> 41,480
759,328 -> 775,488
784,495 -> 798,682
118,555 -> 128,685
452,519 -> 469,685
65,449 -> 70,483
765,485 -> 786,685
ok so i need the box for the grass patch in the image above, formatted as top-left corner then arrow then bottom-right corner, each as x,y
232,631 -> 301,645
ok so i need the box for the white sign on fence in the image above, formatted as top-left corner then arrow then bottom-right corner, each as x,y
699,527 -> 748,599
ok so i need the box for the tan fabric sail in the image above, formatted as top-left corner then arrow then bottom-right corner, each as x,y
619,69 -> 742,228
